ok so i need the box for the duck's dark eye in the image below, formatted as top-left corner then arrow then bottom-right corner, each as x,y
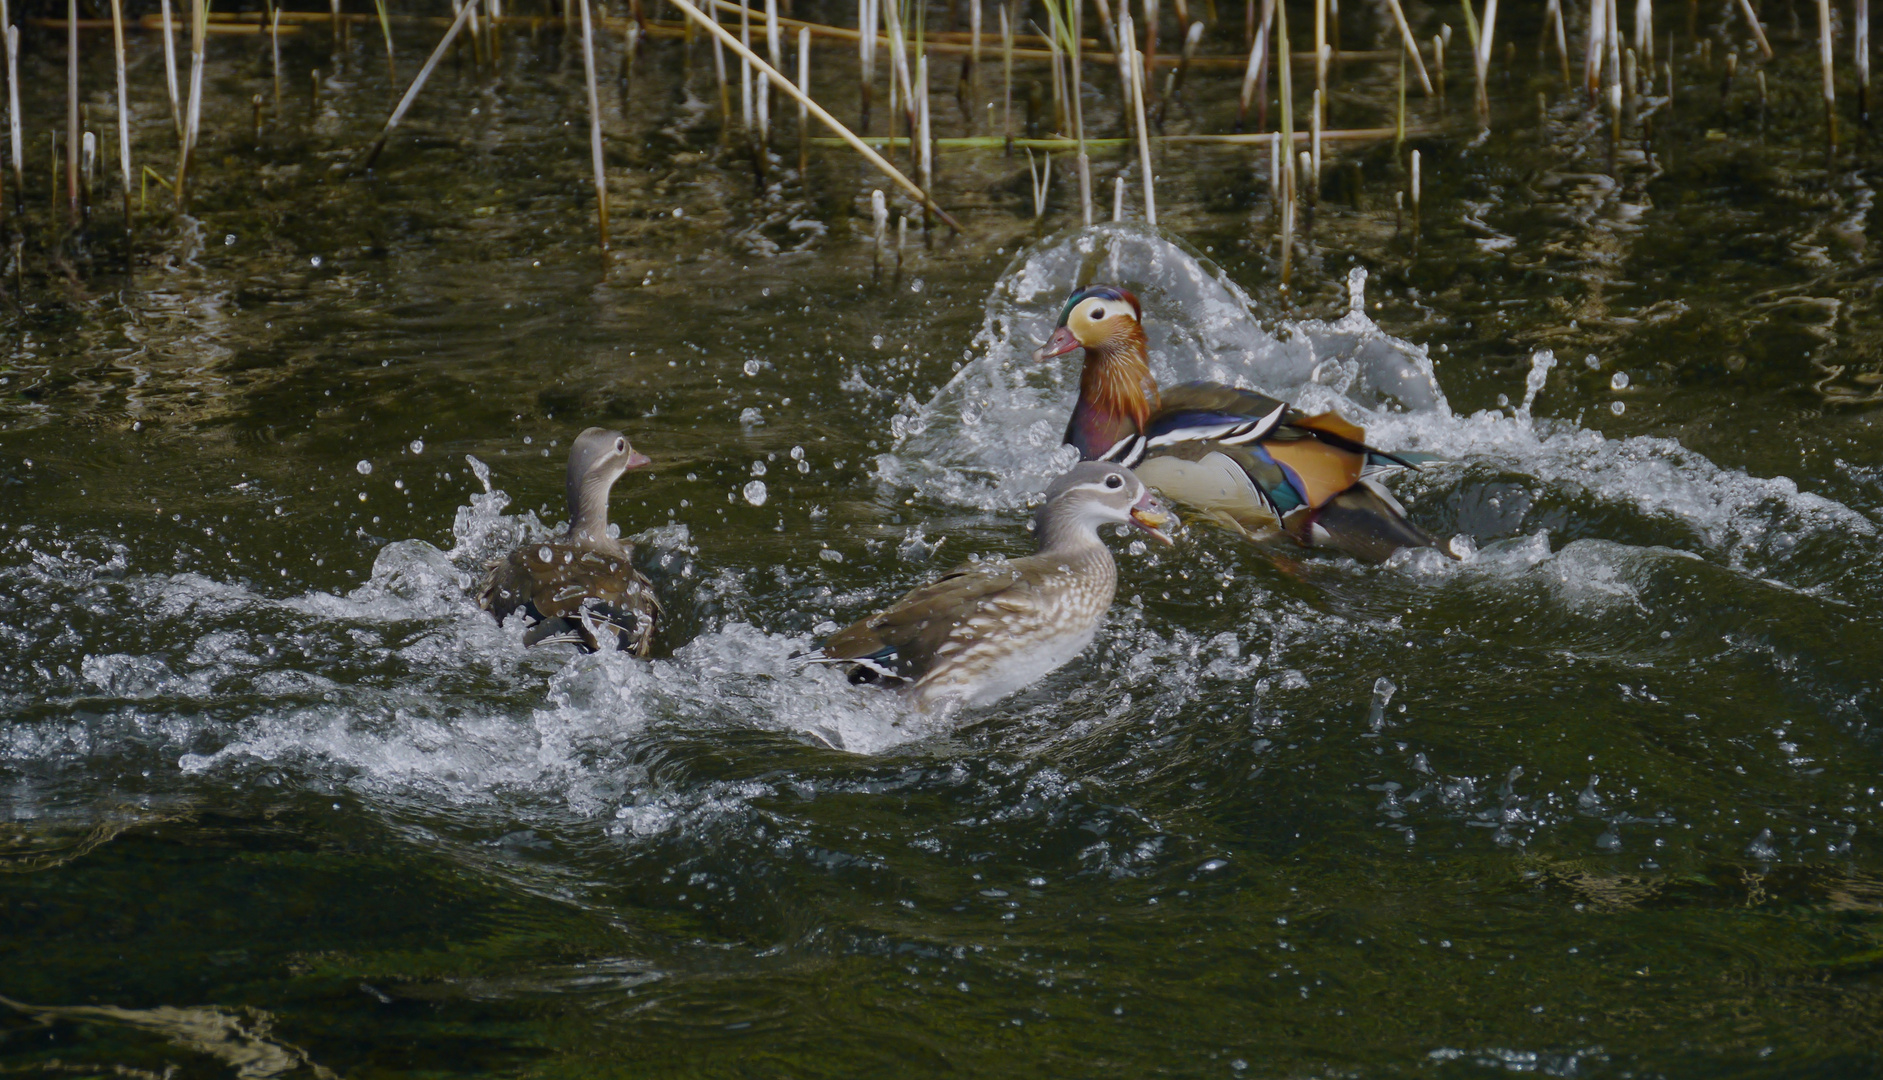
615,438 -> 628,453
1104,473 -> 1124,489
1090,306 -> 1107,321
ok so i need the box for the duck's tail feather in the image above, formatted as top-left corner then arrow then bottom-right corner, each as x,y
1287,479 -> 1452,563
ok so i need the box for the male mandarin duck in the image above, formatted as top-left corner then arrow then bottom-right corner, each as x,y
480,427 -> 663,655
806,461 -> 1173,712
1033,284 -> 1444,563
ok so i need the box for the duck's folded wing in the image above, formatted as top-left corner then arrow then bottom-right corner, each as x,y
482,545 -> 661,655
813,564 -> 1032,685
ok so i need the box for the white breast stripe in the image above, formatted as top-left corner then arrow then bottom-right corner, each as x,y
1099,434 -> 1138,462
1146,422 -> 1246,448
1218,403 -> 1288,444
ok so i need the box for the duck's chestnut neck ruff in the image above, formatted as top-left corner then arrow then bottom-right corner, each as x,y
1032,285 -> 1158,459
565,427 -> 651,546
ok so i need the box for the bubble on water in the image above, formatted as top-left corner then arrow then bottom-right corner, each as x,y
1610,401 -> 1626,415
1610,371 -> 1631,390
409,439 -> 424,455
356,460 -> 373,475
751,461 -> 767,477
743,481 -> 768,506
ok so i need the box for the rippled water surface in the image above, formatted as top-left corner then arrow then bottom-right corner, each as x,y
5,2 -> 1883,1075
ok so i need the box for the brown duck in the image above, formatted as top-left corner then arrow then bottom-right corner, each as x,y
480,427 -> 662,655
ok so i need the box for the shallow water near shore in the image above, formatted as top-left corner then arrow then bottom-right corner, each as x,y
5,3 -> 1883,1076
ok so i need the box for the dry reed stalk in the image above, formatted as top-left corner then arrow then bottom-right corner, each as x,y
374,0 -> 396,81
917,53 -> 932,227
1092,0 -> 1117,51
1860,0 -> 1871,122
766,0 -> 782,138
1431,33 -> 1443,101
158,0 -> 182,136
177,0 -> 207,208
2,22 -> 13,223
1583,0 -> 1603,99
1234,0 -> 1272,131
1633,0 -> 1651,80
858,0 -> 876,132
361,0 -> 480,169
1142,0 -> 1159,103
1063,0 -> 1092,224
1409,146 -> 1419,236
1314,0 -> 1326,101
1120,10 -> 1155,223
713,22 -> 731,129
1026,145 -> 1050,215
1817,0 -> 1835,150
1733,0 -> 1772,59
1549,0 -> 1568,84
578,0 -> 608,248
741,5 -> 754,134
271,6 -> 283,107
1158,19 -> 1203,113
814,125 -> 1407,147
669,0 -> 961,227
1113,173 -> 1124,219
798,26 -> 810,173
896,212 -> 905,273
1394,35 -> 1405,156
110,0 -> 131,228
1000,3 -> 1012,150
1276,0 -> 1292,283
1309,86 -> 1321,196
1045,12 -> 1066,133
871,187 -> 886,272
1382,0 -> 1433,94
66,0 -> 78,221
967,0 -> 980,118
1473,0 -> 1496,123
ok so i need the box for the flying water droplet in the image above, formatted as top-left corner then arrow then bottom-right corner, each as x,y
1610,371 -> 1631,390
356,460 -> 373,475
1366,677 -> 1397,733
743,481 -> 768,507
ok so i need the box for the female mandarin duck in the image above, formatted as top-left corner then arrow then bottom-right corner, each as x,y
807,461 -> 1172,712
480,427 -> 663,655
1033,284 -> 1443,563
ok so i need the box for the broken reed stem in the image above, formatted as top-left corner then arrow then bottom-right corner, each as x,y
669,0 -> 959,228
66,0 -> 78,221
968,0 -> 981,116
1633,0 -> 1651,78
1583,0 -> 1603,99
740,6 -> 753,137
1817,0 -> 1836,151
1734,0 -> 1773,59
109,0 -> 131,229
1394,34 -> 1405,156
1235,0 -> 1273,131
1547,0 -> 1569,85
1045,10 -> 1066,133
766,0 -> 782,142
271,6 -> 283,108
361,0 -> 479,170
1026,145 -> 1050,216
1157,19 -> 1203,121
1409,145 -> 1420,236
1000,3 -> 1012,150
871,187 -> 886,272
578,0 -> 608,249
1382,0 -> 1433,95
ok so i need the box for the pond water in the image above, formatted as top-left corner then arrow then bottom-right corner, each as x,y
4,3 -> 1883,1075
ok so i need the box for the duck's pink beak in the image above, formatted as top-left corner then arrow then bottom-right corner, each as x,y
625,449 -> 652,469
1130,490 -> 1176,546
1032,325 -> 1083,362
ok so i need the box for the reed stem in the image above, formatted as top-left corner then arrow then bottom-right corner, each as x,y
1000,3 -> 1012,151
578,0 -> 608,249
1473,0 -> 1497,124
1817,0 -> 1836,151
66,0 -> 79,222
360,0 -> 480,170
798,26 -> 810,174
1860,0 -> 1872,122
110,0 -> 132,230
374,0 -> 396,81
1121,10 -> 1155,224
1382,0 -> 1434,95
0,5 -> 11,225
669,0 -> 960,228
1734,0 -> 1773,60
177,0 -> 208,209
1276,0 -> 1290,281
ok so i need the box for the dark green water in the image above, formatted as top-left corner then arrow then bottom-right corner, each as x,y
4,2 -> 1883,1076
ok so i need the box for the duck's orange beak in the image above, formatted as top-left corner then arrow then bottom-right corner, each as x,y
1032,325 -> 1083,362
